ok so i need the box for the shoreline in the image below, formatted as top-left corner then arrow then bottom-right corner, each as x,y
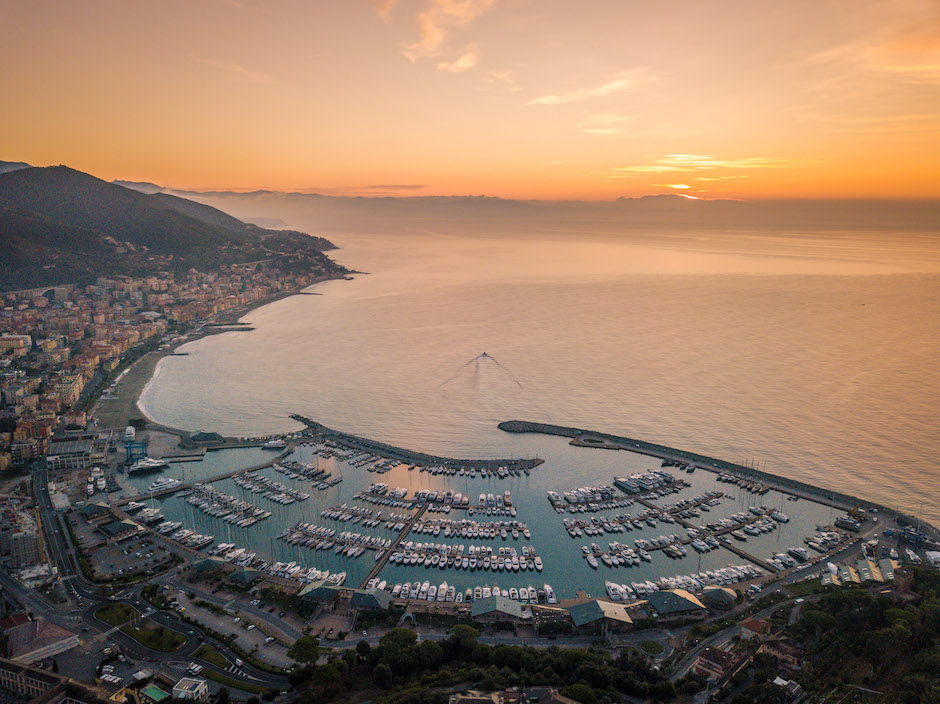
92,273 -> 352,434
113,278 -> 937,542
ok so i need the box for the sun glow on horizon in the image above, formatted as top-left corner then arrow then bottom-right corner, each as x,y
1,1 -> 938,199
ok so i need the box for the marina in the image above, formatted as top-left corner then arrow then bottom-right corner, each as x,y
112,422 -> 881,603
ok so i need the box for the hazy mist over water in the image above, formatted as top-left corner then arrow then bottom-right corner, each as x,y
140,209 -> 940,524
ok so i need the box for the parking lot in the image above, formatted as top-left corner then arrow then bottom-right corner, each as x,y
68,513 -> 178,580
171,591 -> 294,667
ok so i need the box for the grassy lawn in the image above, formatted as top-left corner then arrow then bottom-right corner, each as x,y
200,668 -> 264,694
195,644 -> 230,669
96,603 -> 137,626
641,641 -> 665,655
121,621 -> 186,652
786,577 -> 822,597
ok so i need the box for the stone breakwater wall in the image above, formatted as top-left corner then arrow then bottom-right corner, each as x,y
291,414 -> 543,470
497,419 -> 937,537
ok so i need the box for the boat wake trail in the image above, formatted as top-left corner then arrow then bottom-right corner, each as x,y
441,352 -> 523,390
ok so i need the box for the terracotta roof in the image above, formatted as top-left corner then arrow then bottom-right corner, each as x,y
741,618 -> 772,634
7,620 -> 77,660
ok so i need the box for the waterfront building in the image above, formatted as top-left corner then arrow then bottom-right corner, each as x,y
646,589 -> 707,621
298,582 -> 393,611
350,588 -> 393,611
45,439 -> 93,472
77,503 -> 112,523
700,586 -> 737,611
469,595 -> 527,624
567,600 -> 633,635
98,520 -> 139,545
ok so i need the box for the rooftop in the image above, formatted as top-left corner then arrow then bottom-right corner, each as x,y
470,595 -> 525,619
568,599 -> 633,627
647,589 -> 706,615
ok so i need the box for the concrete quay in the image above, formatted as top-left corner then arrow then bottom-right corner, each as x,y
292,414 -> 543,471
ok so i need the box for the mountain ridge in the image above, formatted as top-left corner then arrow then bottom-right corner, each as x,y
0,165 -> 341,292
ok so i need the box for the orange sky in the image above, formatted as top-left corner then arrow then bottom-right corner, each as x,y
2,0 -> 939,199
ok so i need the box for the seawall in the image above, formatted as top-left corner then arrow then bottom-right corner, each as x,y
497,420 -> 938,538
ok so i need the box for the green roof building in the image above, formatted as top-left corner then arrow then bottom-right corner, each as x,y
298,580 -> 340,603
470,595 -> 526,623
568,600 -> 633,634
700,586 -> 738,610
647,589 -> 707,620
350,588 -> 393,611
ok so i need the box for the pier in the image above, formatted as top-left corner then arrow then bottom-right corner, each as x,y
359,503 -> 430,589
634,496 -> 778,573
115,449 -> 291,506
292,414 -> 543,471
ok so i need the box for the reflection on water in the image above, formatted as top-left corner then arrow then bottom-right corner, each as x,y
130,442 -> 841,600
139,225 -> 940,526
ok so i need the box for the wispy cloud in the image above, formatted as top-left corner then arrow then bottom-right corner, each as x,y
800,111 -> 940,134
612,154 -> 790,173
196,58 -> 281,85
580,113 -> 631,135
372,0 -> 399,21
402,0 -> 496,62
438,51 -> 478,72
811,10 -> 940,84
363,184 -> 426,191
529,72 -> 654,106
480,69 -> 519,91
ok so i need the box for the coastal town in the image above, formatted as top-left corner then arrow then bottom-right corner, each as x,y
0,261 -> 340,465
0,258 -> 938,704
0,167 -> 937,704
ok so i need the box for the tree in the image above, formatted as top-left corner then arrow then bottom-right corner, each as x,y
414,639 -> 443,670
379,627 -> 417,650
287,635 -> 320,665
313,663 -> 339,688
356,639 -> 371,662
216,687 -> 230,704
373,662 -> 393,688
450,624 -> 479,651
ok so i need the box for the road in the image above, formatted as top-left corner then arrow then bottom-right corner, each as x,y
19,461 -> 290,692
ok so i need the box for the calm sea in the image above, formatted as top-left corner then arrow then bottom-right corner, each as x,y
139,221 -> 940,526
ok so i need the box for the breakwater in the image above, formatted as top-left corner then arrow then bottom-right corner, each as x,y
291,414 -> 543,471
497,420 -> 937,538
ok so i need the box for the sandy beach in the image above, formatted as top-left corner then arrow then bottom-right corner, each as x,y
91,277 -> 348,433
